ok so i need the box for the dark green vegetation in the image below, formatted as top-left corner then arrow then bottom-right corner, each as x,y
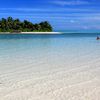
0,17 -> 53,32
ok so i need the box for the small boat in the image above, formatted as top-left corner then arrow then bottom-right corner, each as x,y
96,36 -> 100,40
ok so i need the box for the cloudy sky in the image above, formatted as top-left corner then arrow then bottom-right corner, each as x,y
0,0 -> 100,32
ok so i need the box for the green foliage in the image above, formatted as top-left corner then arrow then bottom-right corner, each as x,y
0,17 -> 53,32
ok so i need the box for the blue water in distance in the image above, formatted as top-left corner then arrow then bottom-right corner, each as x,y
0,33 -> 99,39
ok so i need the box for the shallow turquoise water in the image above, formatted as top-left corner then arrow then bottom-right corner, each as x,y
0,33 -> 100,63
0,34 -> 100,70
0,33 -> 100,75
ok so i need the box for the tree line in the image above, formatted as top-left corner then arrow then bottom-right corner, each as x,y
0,17 -> 53,32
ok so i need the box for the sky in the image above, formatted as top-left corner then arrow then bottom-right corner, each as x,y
0,0 -> 100,32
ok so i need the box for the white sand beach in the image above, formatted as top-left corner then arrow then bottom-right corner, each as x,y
0,55 -> 100,100
0,32 -> 62,34
21,32 -> 62,34
0,35 -> 100,100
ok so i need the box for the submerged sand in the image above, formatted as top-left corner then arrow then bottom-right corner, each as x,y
0,36 -> 100,100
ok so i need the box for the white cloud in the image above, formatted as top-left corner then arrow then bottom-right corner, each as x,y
52,0 -> 89,6
0,8 -> 45,12
0,7 -> 98,13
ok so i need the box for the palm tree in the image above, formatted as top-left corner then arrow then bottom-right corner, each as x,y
13,19 -> 21,30
6,17 -> 14,31
39,21 -> 53,32
0,17 -> 53,32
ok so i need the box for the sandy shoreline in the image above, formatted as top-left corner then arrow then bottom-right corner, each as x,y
0,60 -> 100,100
21,32 -> 62,34
0,32 -> 62,34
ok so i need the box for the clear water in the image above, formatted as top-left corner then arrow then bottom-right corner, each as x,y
0,33 -> 100,82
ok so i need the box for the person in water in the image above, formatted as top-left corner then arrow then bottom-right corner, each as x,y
97,36 -> 100,40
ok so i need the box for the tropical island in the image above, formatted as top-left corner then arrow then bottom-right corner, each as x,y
0,17 -> 53,33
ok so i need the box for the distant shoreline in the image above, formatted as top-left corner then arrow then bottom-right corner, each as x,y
0,32 -> 62,34
21,32 -> 62,34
